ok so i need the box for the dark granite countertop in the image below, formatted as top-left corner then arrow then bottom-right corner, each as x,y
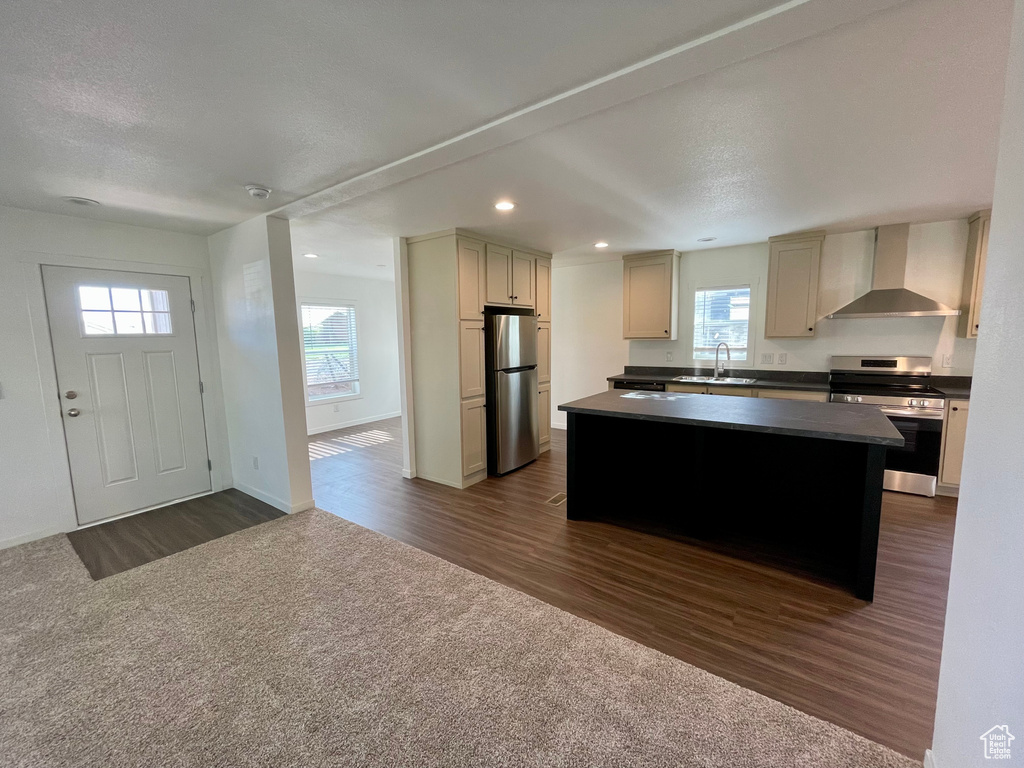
559,390 -> 905,446
607,367 -> 830,392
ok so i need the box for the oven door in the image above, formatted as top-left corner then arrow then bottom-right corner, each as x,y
880,409 -> 944,497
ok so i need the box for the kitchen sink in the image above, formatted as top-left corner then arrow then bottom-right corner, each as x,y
672,375 -> 757,385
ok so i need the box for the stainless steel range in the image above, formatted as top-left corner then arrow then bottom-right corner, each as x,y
829,356 -> 944,497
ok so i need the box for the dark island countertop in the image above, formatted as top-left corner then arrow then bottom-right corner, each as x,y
559,390 -> 905,446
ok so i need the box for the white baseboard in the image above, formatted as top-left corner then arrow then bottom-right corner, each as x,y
936,485 -> 959,498
307,411 -> 401,436
923,748 -> 937,768
0,524 -> 68,551
290,498 -> 316,514
401,469 -> 415,479
551,419 -> 567,431
232,482 -> 293,513
415,473 -> 464,489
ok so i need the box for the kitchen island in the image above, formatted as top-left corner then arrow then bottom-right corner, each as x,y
557,390 -> 904,600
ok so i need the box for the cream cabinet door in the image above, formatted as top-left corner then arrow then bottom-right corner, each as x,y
511,251 -> 535,307
623,253 -> 676,339
459,320 -> 485,399
535,258 -> 552,321
486,244 -> 513,305
766,233 -> 823,337
457,238 -> 486,320
707,386 -> 754,397
940,400 -> 970,486
958,211 -> 990,338
537,324 -> 551,384
461,397 -> 487,476
665,383 -> 706,394
757,389 -> 829,402
538,384 -> 551,446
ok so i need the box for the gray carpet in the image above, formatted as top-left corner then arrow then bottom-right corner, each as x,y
0,509 -> 917,768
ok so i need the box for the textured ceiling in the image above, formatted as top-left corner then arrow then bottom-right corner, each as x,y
0,0 -> 781,233
0,0 -> 1012,277
302,0 -> 1012,269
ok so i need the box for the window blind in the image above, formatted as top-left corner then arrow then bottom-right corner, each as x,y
301,304 -> 359,400
693,286 -> 750,361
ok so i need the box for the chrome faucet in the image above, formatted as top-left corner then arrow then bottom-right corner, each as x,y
714,342 -> 731,379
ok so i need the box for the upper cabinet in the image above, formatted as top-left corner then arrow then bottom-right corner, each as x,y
485,246 -> 536,308
457,237 -> 486,320
622,250 -> 680,340
511,251 -> 535,307
765,230 -> 824,338
958,210 -> 991,339
485,244 -> 513,306
535,257 -> 551,321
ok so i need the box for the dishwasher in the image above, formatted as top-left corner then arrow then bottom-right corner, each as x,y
612,380 -> 665,392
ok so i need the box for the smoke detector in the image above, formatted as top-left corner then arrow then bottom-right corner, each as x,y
245,184 -> 272,200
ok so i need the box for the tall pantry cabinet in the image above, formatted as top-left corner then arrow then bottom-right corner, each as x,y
405,229 -> 553,489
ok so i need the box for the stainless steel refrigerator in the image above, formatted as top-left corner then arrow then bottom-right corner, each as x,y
485,312 -> 540,475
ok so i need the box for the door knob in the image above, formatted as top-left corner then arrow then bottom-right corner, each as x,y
66,408 -> 81,418
65,390 -> 78,400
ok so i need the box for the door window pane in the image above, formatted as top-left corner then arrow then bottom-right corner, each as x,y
78,286 -> 173,335
111,287 -> 142,311
82,311 -> 115,335
79,286 -> 111,310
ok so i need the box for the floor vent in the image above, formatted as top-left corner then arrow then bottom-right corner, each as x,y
546,492 -> 567,506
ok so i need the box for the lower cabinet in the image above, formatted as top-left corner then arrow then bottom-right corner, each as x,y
538,384 -> 551,450
707,386 -> 754,397
939,399 -> 970,487
461,398 -> 487,477
665,383 -> 707,394
757,389 -> 829,402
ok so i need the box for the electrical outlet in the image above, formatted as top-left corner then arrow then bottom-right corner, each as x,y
778,353 -> 788,365
942,354 -> 953,368
333,403 -> 340,413
252,456 -> 259,471
666,351 -> 674,362
760,352 -> 774,365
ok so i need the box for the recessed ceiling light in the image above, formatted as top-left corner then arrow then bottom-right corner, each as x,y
62,196 -> 100,207
594,242 -> 609,248
245,184 -> 272,200
376,264 -> 387,267
697,236 -> 717,242
303,253 -> 319,259
494,201 -> 516,211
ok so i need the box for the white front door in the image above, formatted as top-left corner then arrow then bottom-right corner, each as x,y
42,266 -> 212,525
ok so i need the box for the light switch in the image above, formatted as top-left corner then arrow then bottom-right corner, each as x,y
666,352 -> 674,362
760,353 -> 774,365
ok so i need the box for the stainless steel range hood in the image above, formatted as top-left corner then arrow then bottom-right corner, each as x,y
827,224 -> 960,319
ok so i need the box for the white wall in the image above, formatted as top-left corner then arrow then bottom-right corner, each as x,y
630,220 -> 976,374
930,2 -> 1024,765
550,259 -> 630,429
208,216 -> 313,514
0,204 -> 230,548
292,271 -> 401,434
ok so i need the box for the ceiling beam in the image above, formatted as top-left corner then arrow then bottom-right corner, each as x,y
275,0 -> 910,222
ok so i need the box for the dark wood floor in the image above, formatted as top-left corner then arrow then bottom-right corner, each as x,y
67,488 -> 285,579
310,417 -> 955,760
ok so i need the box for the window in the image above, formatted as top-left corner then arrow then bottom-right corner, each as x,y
78,286 -> 172,335
693,285 -> 750,361
300,303 -> 360,401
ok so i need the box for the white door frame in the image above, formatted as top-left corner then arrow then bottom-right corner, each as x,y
19,250 -> 231,534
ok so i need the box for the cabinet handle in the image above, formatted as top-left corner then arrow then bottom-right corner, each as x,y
513,295 -> 518,300
808,327 -> 814,332
664,329 -> 668,334
952,406 -> 959,411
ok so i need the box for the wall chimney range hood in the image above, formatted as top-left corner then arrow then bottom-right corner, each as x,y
827,224 -> 960,319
